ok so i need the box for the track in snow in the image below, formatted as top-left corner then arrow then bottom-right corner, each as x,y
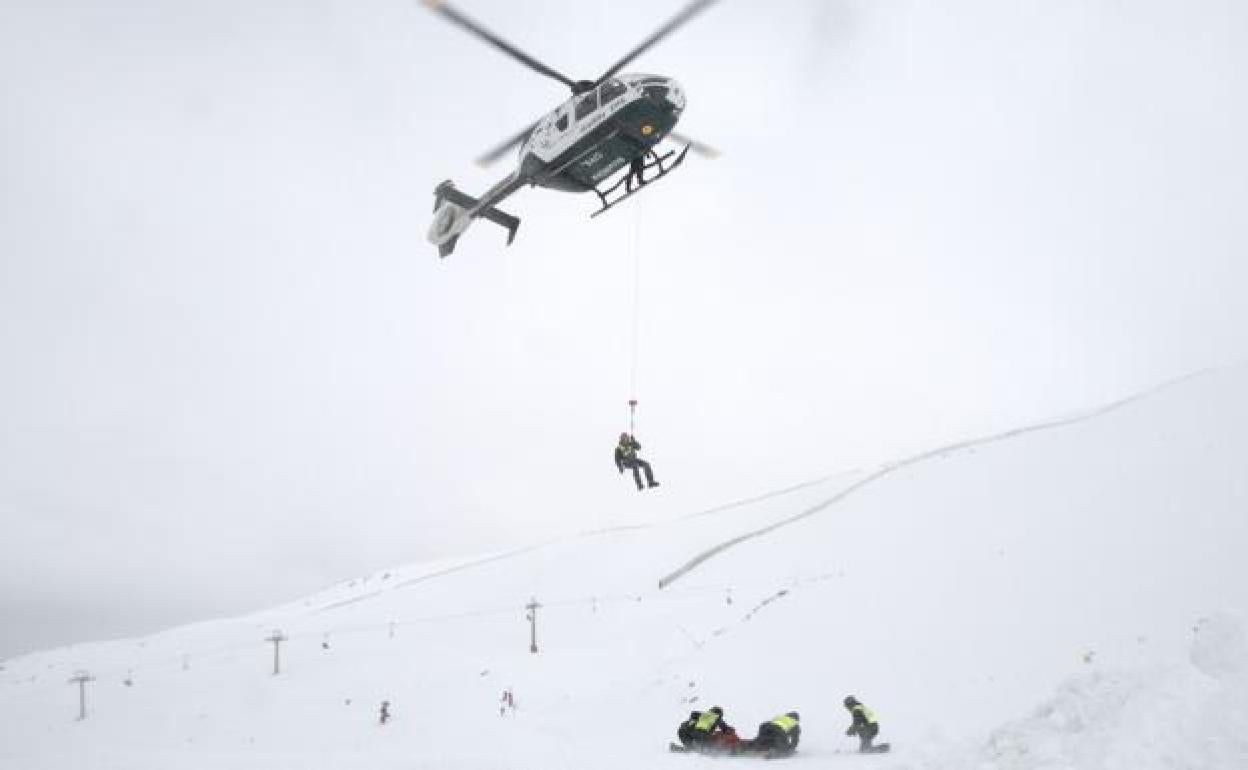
656,368 -> 1211,589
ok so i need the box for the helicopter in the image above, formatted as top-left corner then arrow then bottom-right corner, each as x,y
422,0 -> 721,257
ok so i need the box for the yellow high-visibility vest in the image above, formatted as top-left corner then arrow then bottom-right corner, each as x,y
694,711 -> 721,732
769,715 -> 798,733
852,704 -> 878,724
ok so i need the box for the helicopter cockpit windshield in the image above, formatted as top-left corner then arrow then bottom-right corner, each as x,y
599,78 -> 627,105
631,75 -> 672,104
575,91 -> 599,121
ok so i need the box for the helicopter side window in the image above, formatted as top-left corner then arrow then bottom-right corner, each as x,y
575,91 -> 599,121
599,79 -> 627,105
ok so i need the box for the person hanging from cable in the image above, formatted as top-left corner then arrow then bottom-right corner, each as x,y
615,431 -> 659,491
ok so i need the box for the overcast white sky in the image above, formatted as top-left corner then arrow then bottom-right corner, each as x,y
2,0 -> 1246,660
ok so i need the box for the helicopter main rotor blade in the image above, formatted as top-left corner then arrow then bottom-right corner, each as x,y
475,120 -> 540,168
592,0 -> 721,87
668,130 -> 720,159
422,0 -> 577,90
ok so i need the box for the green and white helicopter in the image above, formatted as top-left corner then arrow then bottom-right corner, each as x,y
423,0 -> 720,257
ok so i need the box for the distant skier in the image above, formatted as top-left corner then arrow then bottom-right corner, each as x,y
843,696 -> 889,753
750,711 -> 801,758
379,700 -> 391,725
615,432 -> 659,491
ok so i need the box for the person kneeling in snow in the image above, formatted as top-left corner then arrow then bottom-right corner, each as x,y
844,696 -> 889,753
750,711 -> 801,757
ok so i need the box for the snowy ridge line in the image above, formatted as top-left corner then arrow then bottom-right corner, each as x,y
576,523 -> 650,536
572,469 -> 862,537
313,523 -> 673,613
314,542 -> 557,613
657,368 -> 1214,589
311,469 -> 859,614
310,466 -> 859,614
317,519 -> 702,613
676,467 -> 862,521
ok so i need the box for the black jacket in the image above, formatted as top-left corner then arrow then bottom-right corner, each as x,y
757,720 -> 800,750
614,436 -> 641,471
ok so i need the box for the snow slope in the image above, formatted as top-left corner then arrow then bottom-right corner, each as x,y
2,367 -> 1247,769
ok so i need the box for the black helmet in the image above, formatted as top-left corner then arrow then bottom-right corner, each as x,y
710,706 -> 723,715
786,711 -> 800,721
843,695 -> 859,708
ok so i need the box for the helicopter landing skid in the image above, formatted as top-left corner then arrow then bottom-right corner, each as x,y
590,145 -> 690,219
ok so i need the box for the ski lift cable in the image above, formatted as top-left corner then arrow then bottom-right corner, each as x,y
45,574 -> 843,686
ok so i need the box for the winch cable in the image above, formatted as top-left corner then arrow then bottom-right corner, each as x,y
627,200 -> 643,434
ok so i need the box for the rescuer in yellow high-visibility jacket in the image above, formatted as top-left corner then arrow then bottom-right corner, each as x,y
676,706 -> 733,749
751,711 -> 801,757
844,696 -> 887,753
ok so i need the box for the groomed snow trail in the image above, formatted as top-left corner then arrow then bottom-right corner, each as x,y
657,369 -> 1210,589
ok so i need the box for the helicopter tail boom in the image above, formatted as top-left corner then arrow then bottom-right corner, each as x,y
428,178 -> 522,258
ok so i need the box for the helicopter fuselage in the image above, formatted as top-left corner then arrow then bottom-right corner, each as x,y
427,74 -> 688,256
423,0 -> 719,256
518,74 -> 685,192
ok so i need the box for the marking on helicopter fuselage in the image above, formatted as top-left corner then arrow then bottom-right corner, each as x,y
592,157 -> 626,181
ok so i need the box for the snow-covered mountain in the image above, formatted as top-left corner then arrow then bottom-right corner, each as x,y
2,366 -> 1247,770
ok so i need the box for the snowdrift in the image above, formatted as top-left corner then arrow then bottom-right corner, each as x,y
2,366 -> 1247,769
946,612 -> 1248,770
